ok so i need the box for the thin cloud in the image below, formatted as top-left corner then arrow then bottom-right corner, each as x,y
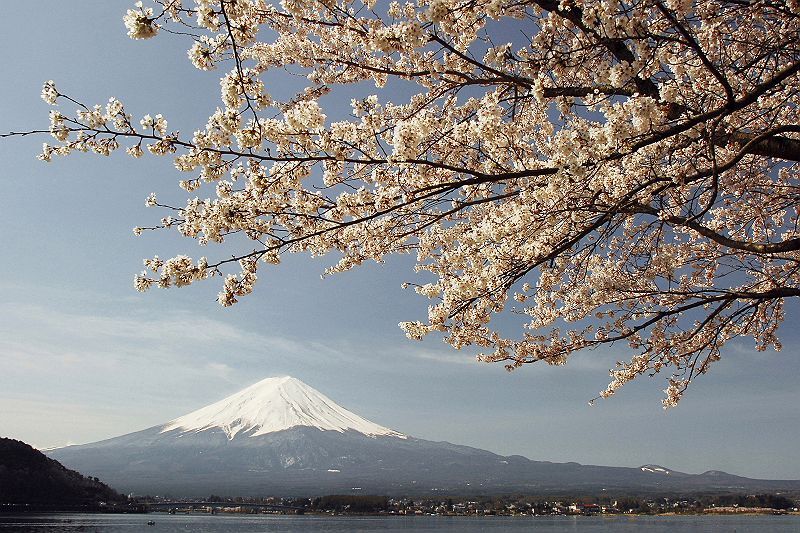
0,303 -> 321,368
407,348 -> 480,365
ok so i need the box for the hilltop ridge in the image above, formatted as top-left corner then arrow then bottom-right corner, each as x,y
0,437 -> 125,507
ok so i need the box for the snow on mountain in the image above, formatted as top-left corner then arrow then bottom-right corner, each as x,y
640,464 -> 671,475
45,376 -> 800,496
160,376 -> 406,440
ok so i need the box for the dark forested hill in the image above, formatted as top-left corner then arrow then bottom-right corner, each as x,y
0,437 -> 125,507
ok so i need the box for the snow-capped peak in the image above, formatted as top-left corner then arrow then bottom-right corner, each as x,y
160,376 -> 406,440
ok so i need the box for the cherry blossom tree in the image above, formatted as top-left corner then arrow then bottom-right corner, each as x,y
9,0 -> 800,406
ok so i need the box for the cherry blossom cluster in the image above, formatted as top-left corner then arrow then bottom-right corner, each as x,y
30,0 -> 800,405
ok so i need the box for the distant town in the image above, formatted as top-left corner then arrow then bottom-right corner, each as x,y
128,492 -> 799,517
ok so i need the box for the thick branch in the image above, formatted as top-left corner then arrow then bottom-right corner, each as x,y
633,203 -> 800,254
720,131 -> 800,161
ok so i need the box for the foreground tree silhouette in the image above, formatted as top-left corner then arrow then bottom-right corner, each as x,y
10,0 -> 800,406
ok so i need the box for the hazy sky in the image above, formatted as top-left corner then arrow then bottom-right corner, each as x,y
1,1 -> 799,480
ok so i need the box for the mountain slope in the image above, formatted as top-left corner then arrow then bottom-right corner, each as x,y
46,377 -> 800,497
0,437 -> 125,506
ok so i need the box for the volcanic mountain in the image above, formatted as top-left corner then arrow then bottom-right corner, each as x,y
48,376 -> 800,496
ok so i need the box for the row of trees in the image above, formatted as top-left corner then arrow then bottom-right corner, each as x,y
8,0 -> 799,404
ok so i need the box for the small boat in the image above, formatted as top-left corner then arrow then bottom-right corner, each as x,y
147,520 -> 155,525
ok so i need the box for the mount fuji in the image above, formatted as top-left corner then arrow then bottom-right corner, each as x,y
160,376 -> 405,440
47,376 -> 800,496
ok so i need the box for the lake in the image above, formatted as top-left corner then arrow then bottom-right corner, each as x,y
1,513 -> 799,532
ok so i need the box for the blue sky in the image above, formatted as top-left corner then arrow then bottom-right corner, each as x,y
1,1 -> 799,480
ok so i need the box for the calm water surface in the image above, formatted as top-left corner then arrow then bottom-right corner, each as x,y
1,514 -> 798,532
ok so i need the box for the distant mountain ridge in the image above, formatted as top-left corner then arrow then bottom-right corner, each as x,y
47,377 -> 800,497
0,437 -> 125,507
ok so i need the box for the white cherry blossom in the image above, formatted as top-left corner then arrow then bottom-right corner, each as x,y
13,0 -> 800,406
